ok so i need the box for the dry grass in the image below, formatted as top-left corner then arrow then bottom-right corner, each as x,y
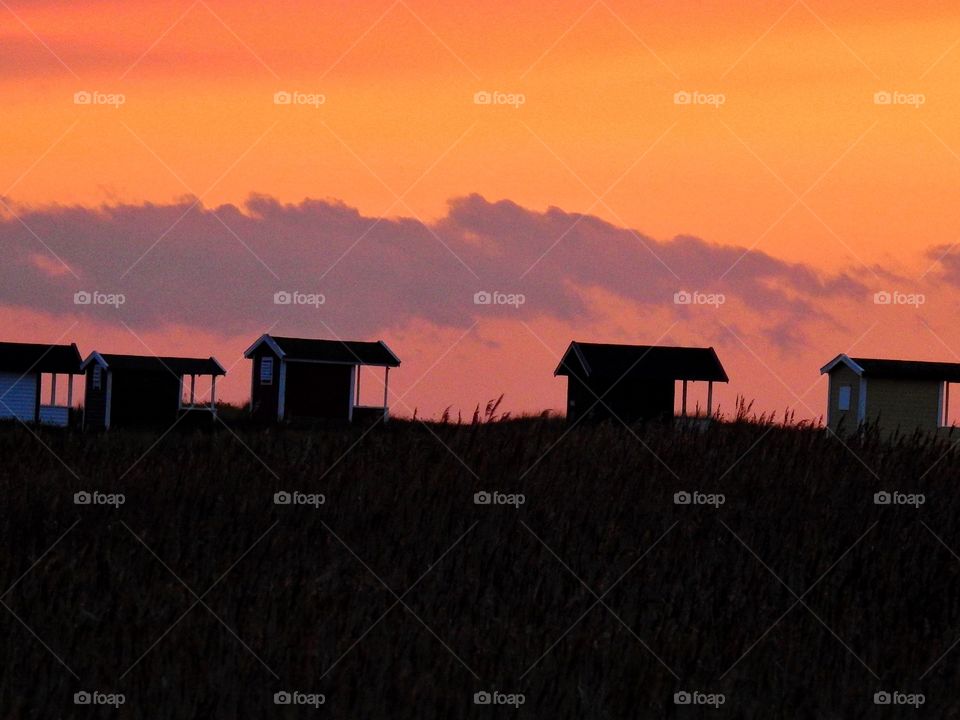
3,410 -> 960,718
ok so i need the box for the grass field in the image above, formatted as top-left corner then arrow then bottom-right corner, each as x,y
3,410 -> 960,718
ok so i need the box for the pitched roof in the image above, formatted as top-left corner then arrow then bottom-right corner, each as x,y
555,342 -> 728,382
244,334 -> 400,367
0,341 -> 82,373
821,353 -> 960,382
81,352 -> 225,376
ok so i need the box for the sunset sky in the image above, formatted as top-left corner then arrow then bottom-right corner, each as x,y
5,0 -> 960,420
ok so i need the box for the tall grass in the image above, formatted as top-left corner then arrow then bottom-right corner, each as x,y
2,411 -> 960,718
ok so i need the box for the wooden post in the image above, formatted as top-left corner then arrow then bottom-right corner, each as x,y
105,372 -> 113,430
67,374 -> 73,408
946,382 -> 951,426
356,366 -> 361,404
190,374 -> 196,406
277,361 -> 286,421
211,375 -> 217,414
707,381 -> 713,418
383,366 -> 390,421
50,374 -> 57,404
681,380 -> 688,417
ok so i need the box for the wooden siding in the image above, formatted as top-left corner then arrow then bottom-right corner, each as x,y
83,367 -> 108,430
565,374 -> 591,424
249,347 -> 280,422
109,369 -> 180,428
566,373 -> 674,424
284,362 -> 353,421
865,378 -> 940,435
0,371 -> 38,422
826,365 -> 861,433
38,406 -> 69,426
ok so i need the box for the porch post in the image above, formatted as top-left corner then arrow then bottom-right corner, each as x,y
942,382 -> 950,427
681,380 -> 688,417
67,374 -> 73,408
356,366 -> 361,405
105,372 -> 113,430
190,374 -> 196,405
211,375 -> 217,414
383,366 -> 390,421
707,381 -> 713,418
277,360 -> 286,421
347,366 -> 355,423
50,373 -> 57,404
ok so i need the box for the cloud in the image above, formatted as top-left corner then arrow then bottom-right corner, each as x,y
0,193 -> 869,347
926,245 -> 960,285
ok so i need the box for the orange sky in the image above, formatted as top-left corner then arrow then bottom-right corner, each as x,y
5,0 -> 960,420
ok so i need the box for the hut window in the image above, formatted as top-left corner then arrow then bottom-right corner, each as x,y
260,357 -> 274,385
92,366 -> 102,390
838,384 -> 851,411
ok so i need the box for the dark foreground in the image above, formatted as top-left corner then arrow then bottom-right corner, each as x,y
2,415 -> 960,718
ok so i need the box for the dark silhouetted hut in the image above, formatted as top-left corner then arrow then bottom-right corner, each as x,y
81,352 -> 225,430
244,334 -> 401,423
554,341 -> 728,424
